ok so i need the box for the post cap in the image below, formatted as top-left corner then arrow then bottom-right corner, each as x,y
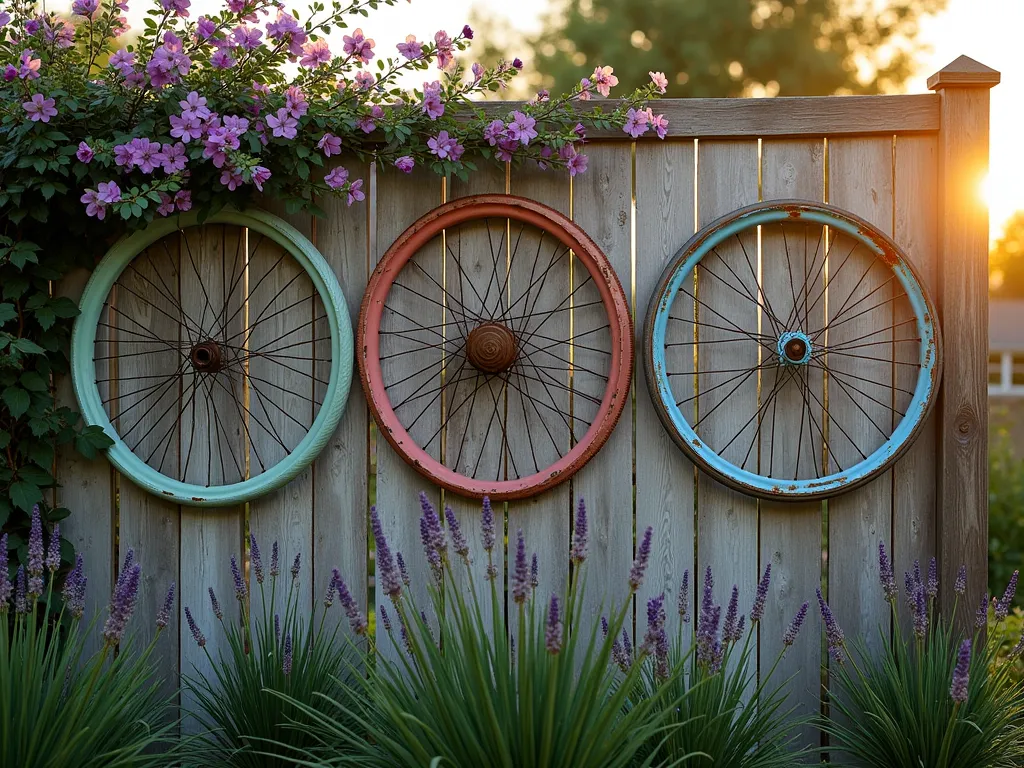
927,55 -> 1000,90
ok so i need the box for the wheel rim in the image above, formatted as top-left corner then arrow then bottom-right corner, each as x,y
71,208 -> 353,507
359,194 -> 633,500
643,200 -> 941,501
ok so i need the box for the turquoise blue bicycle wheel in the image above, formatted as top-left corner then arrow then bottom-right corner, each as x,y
642,200 -> 941,501
71,208 -> 353,507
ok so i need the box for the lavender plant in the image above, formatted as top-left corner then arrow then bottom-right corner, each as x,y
179,535 -> 366,767
0,507 -> 174,767
818,543 -> 1024,767
625,564 -> 813,766
282,494 -> 690,767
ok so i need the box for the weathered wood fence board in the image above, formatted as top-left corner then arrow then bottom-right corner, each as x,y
52,67 -> 996,744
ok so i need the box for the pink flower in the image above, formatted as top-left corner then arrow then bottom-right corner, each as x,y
174,190 -> 192,211
578,77 -> 591,100
357,105 -> 383,134
226,0 -> 245,11
591,65 -> 618,97
251,165 -> 271,191
266,108 -> 297,139
97,181 -> 122,204
147,32 -> 191,87
285,86 -> 307,118
396,35 -> 422,60
495,137 -> 517,162
354,71 -> 375,90
160,142 -> 188,173
76,141 -> 94,163
324,166 -> 349,189
318,133 -> 342,157
179,91 -> 210,119
434,30 -> 453,70
506,110 -> 537,145
646,109 -> 668,139
231,25 -> 262,50
427,130 -> 463,161
300,39 -> 331,68
19,50 -> 41,80
483,119 -> 505,146
22,93 -> 56,123
211,49 -> 236,69
394,156 -> 414,173
72,0 -> 99,16
623,107 -> 649,138
347,178 -> 365,206
109,49 -> 135,76
156,192 -> 175,216
0,11 -> 10,26
471,62 -> 484,85
159,0 -> 190,17
44,19 -> 75,49
219,168 -> 244,190
169,113 -> 203,142
196,17 -> 216,39
560,144 -> 587,176
342,28 -> 374,63
80,189 -> 106,219
649,71 -> 668,94
537,145 -> 554,171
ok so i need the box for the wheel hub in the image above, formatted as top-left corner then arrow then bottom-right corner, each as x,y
466,322 -> 517,374
777,331 -> 812,366
190,340 -> 224,373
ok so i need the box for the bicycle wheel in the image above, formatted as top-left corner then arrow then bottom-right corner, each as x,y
71,208 -> 353,507
359,194 -> 632,500
643,200 -> 941,501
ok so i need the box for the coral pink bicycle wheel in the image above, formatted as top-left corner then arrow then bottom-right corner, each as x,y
359,194 -> 632,499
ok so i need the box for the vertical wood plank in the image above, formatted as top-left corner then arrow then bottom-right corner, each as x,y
695,140 -> 760,638
314,161 -> 371,635
54,268 -> 114,659
571,143 -> 634,625
928,60 -> 999,621
507,165 -> 572,630
249,205 -> 315,618
760,139 -> 825,753
178,225 -> 244,727
374,167 -> 444,659
827,137 -> 894,658
893,136 -> 939,626
635,140 -> 696,642
447,164 -> 508,626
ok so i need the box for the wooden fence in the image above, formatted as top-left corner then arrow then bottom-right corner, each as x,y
54,56 -> 997,750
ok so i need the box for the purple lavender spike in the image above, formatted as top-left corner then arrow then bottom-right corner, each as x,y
512,529 -> 529,604
27,507 -> 44,598
103,563 -> 141,645
116,549 -> 135,591
419,491 -> 447,558
878,541 -> 897,603
997,570 -> 1018,620
282,632 -> 293,675
976,592 -> 989,629
371,507 -> 402,600
420,515 -> 441,579
270,541 -> 280,577
481,496 -> 496,552
156,582 -> 175,629
601,616 -> 610,637
912,585 -> 928,639
641,593 -> 667,655
325,568 -> 340,608
379,605 -> 392,633
0,534 -> 11,611
628,527 -> 653,592
185,606 -> 206,647
611,633 -> 628,672
817,588 -> 845,664
750,564 -> 770,624
530,554 -> 539,589
46,523 -> 61,573
231,554 -> 247,601
570,497 -> 589,564
954,565 -> 967,596
545,594 -> 563,654
63,554 -> 87,619
396,552 -> 411,586
783,602 -> 808,647
621,627 -> 633,659
723,586 -> 740,643
445,505 -> 470,562
678,569 -> 690,622
927,557 -> 939,600
14,566 -> 27,614
274,613 -> 281,643
290,553 -> 301,581
904,570 -> 916,610
1009,630 -> 1024,660
950,639 -> 971,703
250,534 -> 264,584
699,566 -> 715,627
209,587 -> 223,620
337,577 -> 368,635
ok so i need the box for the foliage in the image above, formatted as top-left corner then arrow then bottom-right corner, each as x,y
990,211 -> 1024,297
471,0 -> 946,99
819,543 -> 1024,767
0,508 -> 175,767
0,0 -> 665,577
178,536 -> 365,767
989,423 -> 1024,598
630,566 -> 811,766
279,496 -> 696,767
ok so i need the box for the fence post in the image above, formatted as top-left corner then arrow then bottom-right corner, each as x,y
927,56 -> 999,622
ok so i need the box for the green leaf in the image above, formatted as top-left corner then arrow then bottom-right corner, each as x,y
0,432 -> 8,449
32,306 -> 55,330
2,387 -> 30,418
48,506 -> 71,522
18,465 -> 53,487
20,371 -> 48,392
0,304 -> 16,325
27,441 -> 54,469
75,426 -> 113,459
11,338 -> 45,355
9,481 -> 43,513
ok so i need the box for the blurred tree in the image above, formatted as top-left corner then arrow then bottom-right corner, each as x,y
469,0 -> 946,99
991,211 -> 1024,298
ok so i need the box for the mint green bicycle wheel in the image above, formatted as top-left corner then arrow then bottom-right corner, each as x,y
71,208 -> 353,507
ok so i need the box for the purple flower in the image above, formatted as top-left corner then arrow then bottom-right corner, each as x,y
324,569 -> 339,607
63,554 -> 87,619
14,567 -> 26,614
76,141 -> 94,163
955,565 -> 967,596
81,188 -> 107,220
783,602 -> 808,646
174,190 -> 192,212
462,24 -> 474,39
160,142 -> 188,174
156,193 -> 175,217
506,110 -> 538,145
230,555 -> 247,601
357,105 -> 383,133
751,563 -> 770,623
18,50 -> 41,80
46,523 -> 60,573
27,506 -> 44,577
300,40 -> 331,68
643,594 -> 670,678
210,50 -> 236,70
146,32 -> 191,87
103,563 -> 141,645
274,613 -> 281,642
427,130 -> 463,161
611,629 -> 628,672
371,507 -> 402,599
545,594 -> 563,654
512,529 -> 529,604
97,181 -> 121,204
678,570 -> 690,622
266,108 -> 298,139
282,632 -> 293,675
976,591 -> 989,629
445,505 -> 470,563
270,542 -> 280,577
342,28 -> 374,63
73,0 -> 99,17
481,496 -> 496,552
231,25 -> 262,51
4,65 -> 16,82
878,541 -> 897,603
324,166 -> 349,189
209,587 -> 222,620
250,534 -> 264,584
495,137 -> 518,162
347,179 -> 365,206
563,146 -> 588,177
196,17 -> 216,39
25,19 -> 41,34
159,0 -> 190,16
251,166 -> 271,191
570,497 -> 588,564
109,49 -> 135,76
397,35 -> 422,60
394,156 -> 414,173
471,63 -> 484,85
622,108 -> 649,138
0,534 -> 11,611
927,557 -> 939,599
723,585 -> 741,643
997,570 -> 1018,620
422,81 -> 444,120
318,133 -> 342,157
395,552 -> 411,587
628,527 -> 653,591
435,30 -> 454,69
512,57 -> 524,70
621,626 -> 633,659
23,93 -> 57,123
912,585 -> 928,638
530,554 -> 539,589
646,109 -> 669,139
291,553 -> 301,580
354,71 -> 375,90
156,582 -> 175,629
379,604 -> 392,633
697,605 -> 721,668
169,113 -> 204,142
0,10 -> 11,25
483,119 -> 506,146
950,639 -> 971,703
817,588 -> 845,664
337,577 -> 368,635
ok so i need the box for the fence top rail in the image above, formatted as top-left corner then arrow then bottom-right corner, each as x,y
477,93 -> 941,139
